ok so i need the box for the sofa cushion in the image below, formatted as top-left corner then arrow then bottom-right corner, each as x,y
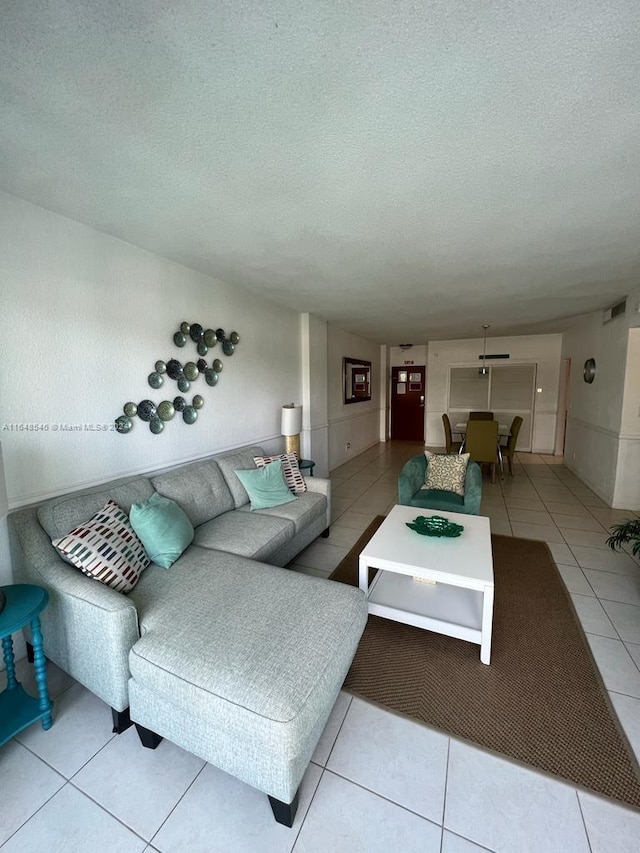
193,510 -> 294,561
254,453 -> 307,494
129,493 -> 195,569
128,547 -> 367,728
52,499 -> 150,593
239,491 -> 327,534
215,445 -> 265,508
38,477 -> 155,540
234,461 -> 297,511
151,459 -> 234,527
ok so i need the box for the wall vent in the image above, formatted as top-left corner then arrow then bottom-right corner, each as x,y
478,353 -> 510,360
602,299 -> 626,324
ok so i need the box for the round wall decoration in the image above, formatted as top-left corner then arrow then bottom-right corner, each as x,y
583,358 -> 596,383
115,320 -> 241,435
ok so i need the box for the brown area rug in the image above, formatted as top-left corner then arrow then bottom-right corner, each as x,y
330,516 -> 640,809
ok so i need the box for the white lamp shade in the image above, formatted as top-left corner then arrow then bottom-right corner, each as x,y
281,404 -> 302,436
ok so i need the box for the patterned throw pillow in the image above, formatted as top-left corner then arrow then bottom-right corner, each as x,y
422,451 -> 470,497
253,453 -> 307,494
52,499 -> 150,593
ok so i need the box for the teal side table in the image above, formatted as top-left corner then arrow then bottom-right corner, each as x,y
298,459 -> 315,476
0,584 -> 53,746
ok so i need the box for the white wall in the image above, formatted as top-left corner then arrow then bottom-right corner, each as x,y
0,442 -> 23,664
389,345 -> 428,368
616,327 -> 640,507
301,313 -> 330,477
0,193 -> 301,517
379,345 -> 390,442
425,334 -> 562,453
0,443 -> 11,593
327,326 -> 383,469
562,294 -> 640,508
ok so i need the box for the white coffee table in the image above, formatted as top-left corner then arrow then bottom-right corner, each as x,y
358,504 -> 495,664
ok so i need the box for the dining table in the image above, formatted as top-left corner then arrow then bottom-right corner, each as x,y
454,422 -> 510,439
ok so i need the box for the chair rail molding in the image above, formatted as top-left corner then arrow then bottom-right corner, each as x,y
567,416 -> 621,440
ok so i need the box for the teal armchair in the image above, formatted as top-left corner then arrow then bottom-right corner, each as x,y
398,455 -> 482,515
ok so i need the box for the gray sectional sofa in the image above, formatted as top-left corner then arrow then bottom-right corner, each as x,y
8,445 -> 368,826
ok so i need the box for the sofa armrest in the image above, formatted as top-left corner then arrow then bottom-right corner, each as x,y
303,475 -> 331,528
462,461 -> 482,515
398,455 -> 426,505
9,507 -> 140,711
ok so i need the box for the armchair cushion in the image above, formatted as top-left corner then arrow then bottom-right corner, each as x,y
411,488 -> 466,512
423,451 -> 470,496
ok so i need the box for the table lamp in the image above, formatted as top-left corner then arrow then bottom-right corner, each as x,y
281,404 -> 302,458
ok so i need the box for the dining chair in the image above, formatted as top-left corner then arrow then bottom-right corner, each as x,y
464,419 -> 500,483
469,411 -> 494,420
500,416 -> 524,476
442,413 -> 462,454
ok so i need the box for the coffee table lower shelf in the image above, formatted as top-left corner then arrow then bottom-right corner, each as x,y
367,569 -> 485,643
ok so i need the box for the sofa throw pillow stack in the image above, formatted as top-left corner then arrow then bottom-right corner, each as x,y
235,460 -> 298,510
129,493 -> 194,569
52,499 -> 150,593
422,451 -> 470,497
253,453 -> 307,494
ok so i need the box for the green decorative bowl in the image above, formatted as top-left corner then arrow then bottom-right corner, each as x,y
406,515 -> 464,538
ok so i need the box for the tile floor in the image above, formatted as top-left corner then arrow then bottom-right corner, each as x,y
2,441 -> 640,852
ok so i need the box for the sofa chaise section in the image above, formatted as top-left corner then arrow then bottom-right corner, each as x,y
127,547 -> 367,824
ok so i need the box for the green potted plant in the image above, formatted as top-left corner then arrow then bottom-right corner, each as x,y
607,518 -> 640,557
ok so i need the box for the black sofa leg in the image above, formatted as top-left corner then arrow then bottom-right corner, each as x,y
320,526 -> 330,538
135,723 -> 163,749
268,789 -> 299,827
111,706 -> 133,734
26,641 -> 34,663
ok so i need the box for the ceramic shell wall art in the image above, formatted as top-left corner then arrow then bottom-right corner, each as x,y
115,323 -> 240,434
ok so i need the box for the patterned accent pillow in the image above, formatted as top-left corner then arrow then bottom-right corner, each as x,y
253,453 -> 307,494
52,499 -> 150,593
422,451 -> 470,497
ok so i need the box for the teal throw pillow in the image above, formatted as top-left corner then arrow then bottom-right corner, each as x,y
129,493 -> 194,568
235,460 -> 298,511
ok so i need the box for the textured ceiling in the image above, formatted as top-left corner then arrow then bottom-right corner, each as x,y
1,0 -> 639,343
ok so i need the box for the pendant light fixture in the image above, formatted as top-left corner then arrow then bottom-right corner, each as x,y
479,324 -> 490,375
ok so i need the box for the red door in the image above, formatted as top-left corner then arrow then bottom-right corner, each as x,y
391,366 -> 425,440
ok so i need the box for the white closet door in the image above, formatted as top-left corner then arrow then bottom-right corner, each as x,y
449,368 -> 489,410
447,364 -> 536,453
489,365 -> 536,452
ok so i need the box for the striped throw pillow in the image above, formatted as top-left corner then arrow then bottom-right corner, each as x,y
253,453 -> 307,494
52,499 -> 150,593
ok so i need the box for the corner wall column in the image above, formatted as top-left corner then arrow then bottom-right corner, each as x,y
301,314 -> 329,478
